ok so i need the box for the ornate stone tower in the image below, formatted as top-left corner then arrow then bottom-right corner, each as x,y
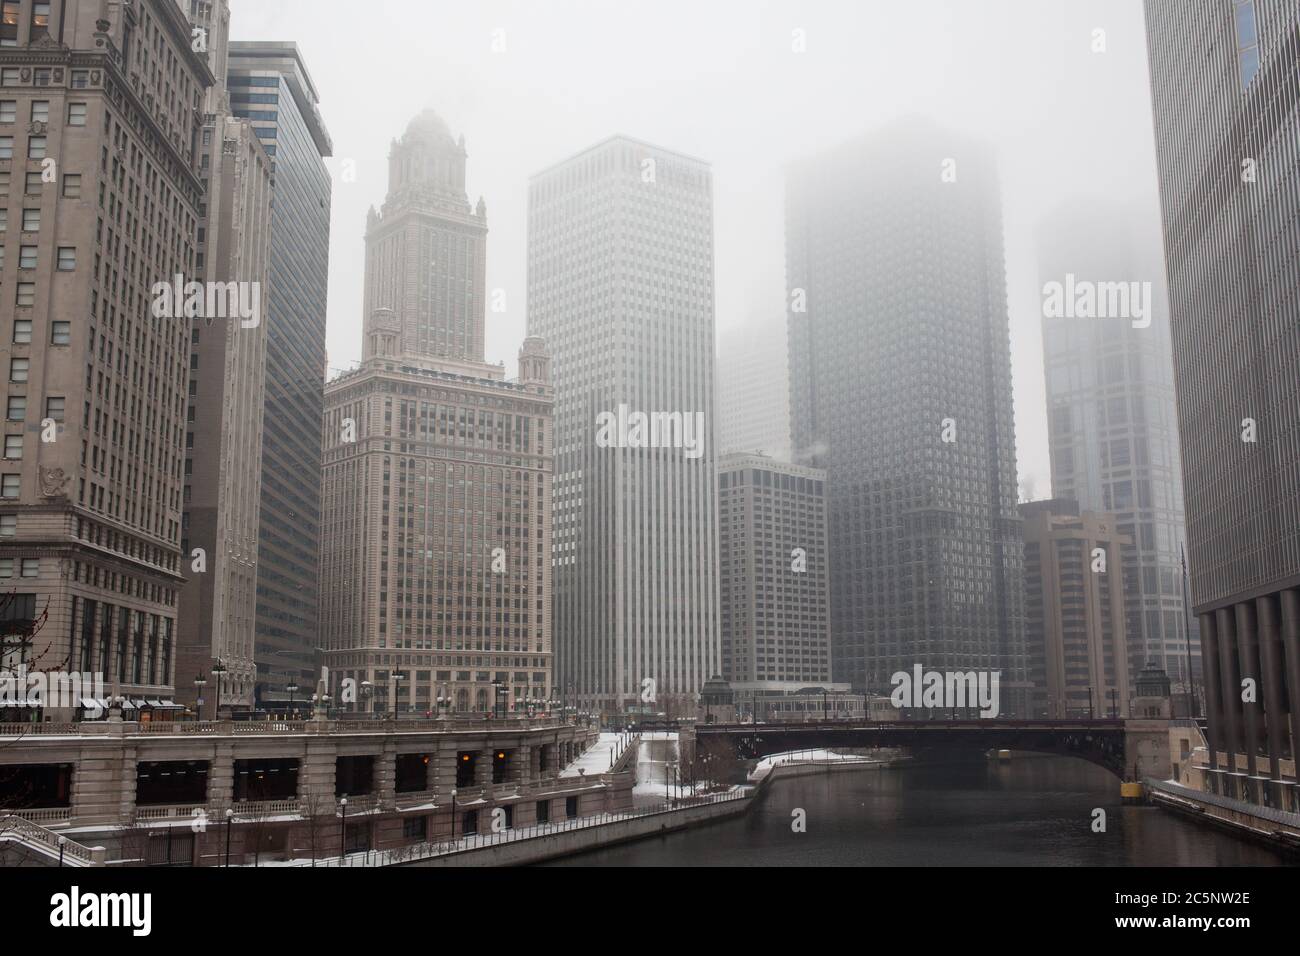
361,110 -> 488,364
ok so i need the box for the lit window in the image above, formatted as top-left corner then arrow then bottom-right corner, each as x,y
0,3 -> 17,48
31,2 -> 50,40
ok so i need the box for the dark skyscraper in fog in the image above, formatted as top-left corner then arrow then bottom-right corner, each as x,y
1144,0 -> 1300,808
228,42 -> 334,704
786,119 -> 1028,713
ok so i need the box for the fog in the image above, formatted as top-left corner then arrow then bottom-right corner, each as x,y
229,0 -> 1169,497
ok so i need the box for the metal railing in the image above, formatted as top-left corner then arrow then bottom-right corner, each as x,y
0,716 -> 575,739
311,787 -> 750,868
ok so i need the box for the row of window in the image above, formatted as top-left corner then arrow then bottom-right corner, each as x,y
0,98 -> 86,126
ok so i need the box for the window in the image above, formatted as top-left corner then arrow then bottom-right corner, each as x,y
21,208 -> 38,231
2,435 -> 19,460
0,209 -> 6,231
0,135 -> 11,158
62,174 -> 81,198
30,101 -> 48,124
18,245 -> 35,268
71,71 -> 90,90
31,3 -> 50,41
9,357 -> 28,382
27,136 -> 46,159
67,103 -> 87,126
23,171 -> 39,193
0,558 -> 11,577
44,397 -> 63,422
6,396 -> 24,420
0,3 -> 17,48
50,320 -> 69,345
0,475 -> 16,498
1235,1 -> 1261,89
0,171 -> 8,194
0,100 -> 13,122
12,319 -> 30,343
21,558 -> 39,577
56,247 -> 74,271
15,282 -> 33,306
0,515 -> 14,537
0,69 -> 19,86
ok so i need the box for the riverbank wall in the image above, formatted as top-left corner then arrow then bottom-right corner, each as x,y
1146,778 -> 1300,855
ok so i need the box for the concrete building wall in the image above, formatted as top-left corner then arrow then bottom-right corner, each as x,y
0,0 -> 213,707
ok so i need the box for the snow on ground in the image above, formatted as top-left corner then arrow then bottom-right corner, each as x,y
751,749 -> 877,772
560,732 -> 626,778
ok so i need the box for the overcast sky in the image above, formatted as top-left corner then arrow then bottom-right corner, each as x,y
228,0 -> 1169,499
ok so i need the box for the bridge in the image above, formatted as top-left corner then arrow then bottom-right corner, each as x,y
693,718 -> 1175,782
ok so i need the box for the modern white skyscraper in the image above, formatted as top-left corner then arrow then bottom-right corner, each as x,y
528,136 -> 720,715
717,323 -> 791,460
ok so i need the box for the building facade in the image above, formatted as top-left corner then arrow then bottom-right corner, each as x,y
0,0 -> 211,710
320,113 -> 553,716
786,119 -> 1028,713
174,0 -> 271,714
717,322 -> 790,460
227,41 -> 332,706
1020,499 -> 1131,719
527,136 -> 720,715
1036,201 -> 1197,697
1144,0 -> 1300,810
717,453 -> 829,693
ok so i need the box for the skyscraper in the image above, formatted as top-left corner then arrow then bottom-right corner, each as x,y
0,1 -> 211,710
174,0 -> 272,714
718,453 -> 830,712
320,113 -> 553,715
528,136 -> 719,715
227,41 -> 333,706
1020,499 -> 1130,719
717,322 -> 790,460
1144,0 -> 1300,809
1036,202 -> 1197,694
786,119 -> 1028,713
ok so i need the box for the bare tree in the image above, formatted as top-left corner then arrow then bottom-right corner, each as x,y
301,793 -> 336,866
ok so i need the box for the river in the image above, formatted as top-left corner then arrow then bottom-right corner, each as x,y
544,744 -> 1289,866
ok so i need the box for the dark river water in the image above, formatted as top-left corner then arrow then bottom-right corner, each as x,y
545,752 -> 1291,867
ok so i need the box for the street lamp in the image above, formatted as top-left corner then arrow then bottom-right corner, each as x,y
360,680 -> 373,716
211,659 -> 228,721
286,680 -> 300,717
57,835 -> 66,867
391,669 -> 405,719
192,674 -> 207,721
339,797 -> 348,857
450,789 -> 458,843
224,808 -> 234,867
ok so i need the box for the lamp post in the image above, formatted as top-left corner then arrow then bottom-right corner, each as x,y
391,669 -> 405,719
360,680 -> 373,716
193,674 -> 207,722
339,797 -> 347,858
211,659 -> 227,721
57,835 -> 66,867
286,680 -> 299,717
224,808 -> 233,867
450,789 -> 457,843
